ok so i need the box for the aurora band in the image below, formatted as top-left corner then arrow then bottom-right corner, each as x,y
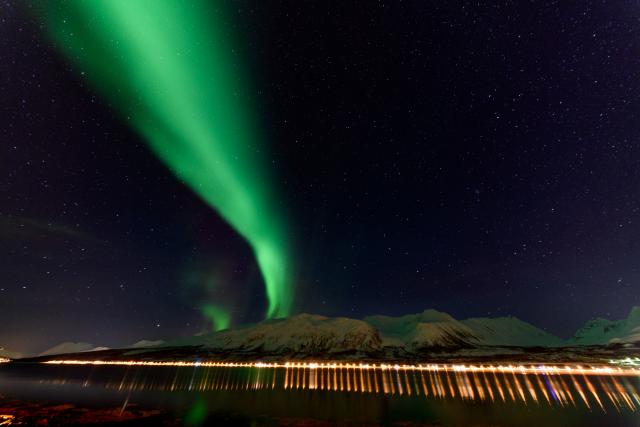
36,0 -> 293,318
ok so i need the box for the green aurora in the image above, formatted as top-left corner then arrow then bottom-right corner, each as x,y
35,0 -> 293,319
201,303 -> 231,332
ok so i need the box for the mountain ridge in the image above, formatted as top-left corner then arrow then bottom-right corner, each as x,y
173,306 -> 640,353
159,309 -> 573,354
569,306 -> 640,346
11,307 -> 640,360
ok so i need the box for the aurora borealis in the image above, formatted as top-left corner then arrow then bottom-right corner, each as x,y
35,0 -> 293,320
3,0 -> 640,356
4,2 -> 640,425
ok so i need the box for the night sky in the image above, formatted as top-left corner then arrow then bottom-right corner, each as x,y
2,1 -> 640,355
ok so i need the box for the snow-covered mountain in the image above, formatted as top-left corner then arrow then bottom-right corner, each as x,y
365,310 -> 477,349
39,342 -> 109,356
129,339 -> 165,348
166,309 -> 562,354
364,309 -> 562,349
22,308 -> 640,360
610,327 -> 640,345
461,317 -> 564,347
173,313 -> 382,354
570,307 -> 640,346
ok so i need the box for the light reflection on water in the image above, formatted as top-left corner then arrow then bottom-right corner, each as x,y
34,363 -> 640,413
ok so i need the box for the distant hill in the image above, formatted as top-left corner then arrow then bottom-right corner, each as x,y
129,339 -> 165,348
39,342 -> 108,357
570,307 -> 640,346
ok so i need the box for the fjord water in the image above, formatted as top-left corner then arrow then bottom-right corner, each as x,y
1,363 -> 639,426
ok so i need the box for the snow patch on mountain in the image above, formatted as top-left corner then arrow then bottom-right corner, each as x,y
39,342 -> 109,356
129,339 -> 165,348
609,327 -> 640,345
571,307 -> 640,345
461,317 -> 563,347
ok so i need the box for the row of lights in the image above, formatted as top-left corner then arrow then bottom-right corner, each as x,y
40,359 -> 640,376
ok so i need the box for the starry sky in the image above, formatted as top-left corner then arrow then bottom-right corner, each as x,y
2,1 -> 640,355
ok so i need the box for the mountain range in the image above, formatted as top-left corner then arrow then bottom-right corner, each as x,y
167,307 -> 639,355
7,307 -> 640,359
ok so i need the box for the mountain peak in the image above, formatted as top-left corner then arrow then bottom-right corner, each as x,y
418,309 -> 456,322
570,307 -> 640,345
38,342 -> 103,357
289,313 -> 329,321
627,306 -> 640,322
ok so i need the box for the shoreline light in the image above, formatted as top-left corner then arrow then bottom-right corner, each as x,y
14,359 -> 636,411
39,359 -> 640,377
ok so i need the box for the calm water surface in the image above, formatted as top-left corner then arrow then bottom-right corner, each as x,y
0,362 -> 639,426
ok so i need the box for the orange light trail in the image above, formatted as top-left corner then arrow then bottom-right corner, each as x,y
40,360 -> 640,377
0,414 -> 15,426
34,359 -> 640,412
